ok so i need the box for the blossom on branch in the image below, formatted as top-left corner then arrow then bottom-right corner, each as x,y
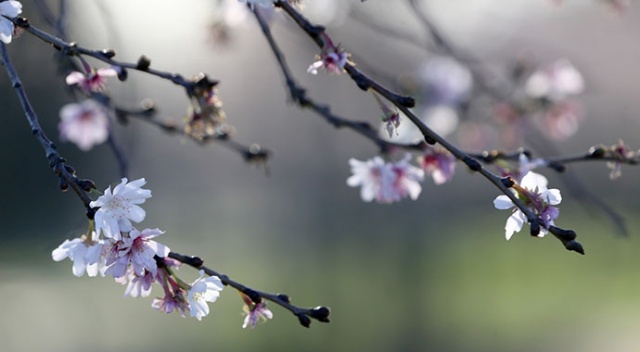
493,172 -> 562,240
65,66 -> 118,94
418,147 -> 456,185
58,99 -> 109,151
52,232 -> 105,277
347,154 -> 424,203
188,270 -> 224,321
104,227 -> 170,278
90,178 -> 152,240
0,1 -> 21,44
307,34 -> 348,75
242,296 -> 273,329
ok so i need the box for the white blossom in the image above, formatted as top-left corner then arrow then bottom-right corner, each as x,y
493,172 -> 562,240
0,1 -> 21,44
90,178 -> 152,239
188,270 -> 224,320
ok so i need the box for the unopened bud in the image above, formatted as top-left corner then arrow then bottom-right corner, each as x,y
297,314 -> 311,328
78,179 -> 97,192
101,49 -> 116,59
59,178 -> 68,191
309,306 -> 331,323
137,55 -> 151,71
530,222 -> 540,237
588,145 -> 606,158
277,294 -> 290,304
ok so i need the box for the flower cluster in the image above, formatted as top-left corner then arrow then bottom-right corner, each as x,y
347,148 -> 458,204
52,178 -> 226,321
347,154 -> 424,203
493,172 -> 562,240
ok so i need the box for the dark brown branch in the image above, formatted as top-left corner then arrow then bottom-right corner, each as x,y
276,0 -> 584,254
166,252 -> 330,327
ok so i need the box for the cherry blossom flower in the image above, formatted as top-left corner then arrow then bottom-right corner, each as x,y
242,296 -> 273,329
418,147 -> 456,185
525,60 -> 584,101
105,228 -> 170,278
493,172 -> 562,240
90,178 -> 152,240
188,270 -> 224,321
606,140 -> 637,180
347,154 -> 424,203
0,1 -> 22,44
419,56 -> 472,106
52,232 -> 105,277
58,99 -> 109,151
152,290 -> 189,316
307,34 -> 348,75
65,67 -> 118,94
119,268 -> 155,298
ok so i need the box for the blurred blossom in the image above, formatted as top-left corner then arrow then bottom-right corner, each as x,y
307,34 -> 348,75
419,56 -> 473,106
241,294 -> 273,329
525,60 -> 584,101
58,99 -> 109,151
418,147 -> 456,185
421,105 -> 459,137
537,100 -> 584,140
456,121 -> 498,151
379,113 -> 421,145
606,140 -> 636,180
65,67 -> 118,94
0,1 -> 21,44
347,154 -> 424,204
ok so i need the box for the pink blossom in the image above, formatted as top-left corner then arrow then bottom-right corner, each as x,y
105,228 -> 170,278
66,67 -> 118,94
347,154 -> 424,203
418,147 -> 456,185
525,60 -> 584,101
58,100 -> 109,151
243,301 -> 273,329
307,35 -> 348,75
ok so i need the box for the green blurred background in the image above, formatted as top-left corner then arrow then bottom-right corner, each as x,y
2,1 -> 640,351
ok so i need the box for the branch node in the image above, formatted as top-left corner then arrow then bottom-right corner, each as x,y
462,156 -> 481,171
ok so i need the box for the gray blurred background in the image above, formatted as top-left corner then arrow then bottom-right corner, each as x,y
2,0 -> 640,351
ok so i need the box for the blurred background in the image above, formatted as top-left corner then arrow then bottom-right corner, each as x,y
2,0 -> 640,351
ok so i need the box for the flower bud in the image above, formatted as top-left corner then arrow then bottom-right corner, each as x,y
277,293 -> 290,303
297,314 -> 311,328
309,306 -> 331,323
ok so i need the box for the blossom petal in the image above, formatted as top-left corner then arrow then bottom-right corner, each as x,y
493,195 -> 514,210
505,211 -> 526,240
